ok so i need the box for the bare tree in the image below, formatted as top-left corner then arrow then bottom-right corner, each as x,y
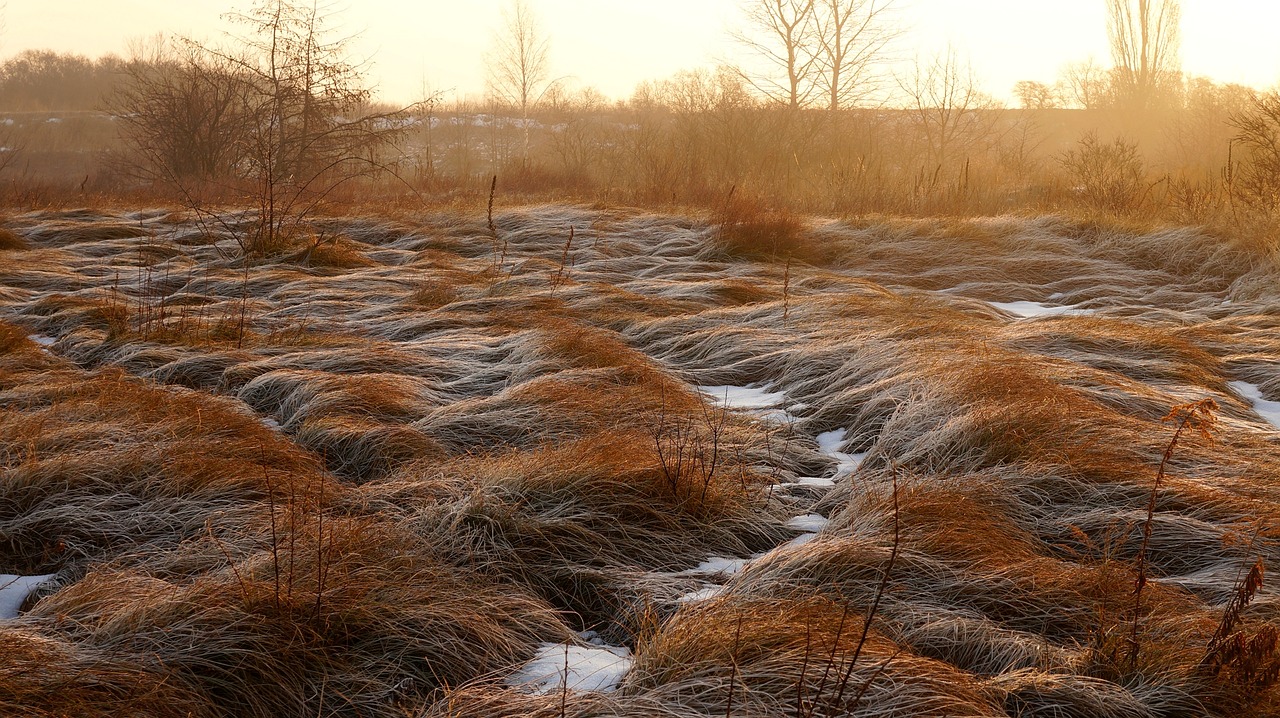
486,0 -> 553,164
1106,0 -> 1181,111
813,0 -> 897,111
1058,58 -> 1111,110
115,0 -> 416,254
1013,80 -> 1059,110
898,48 -> 998,168
113,38 -> 253,186
733,0 -> 820,109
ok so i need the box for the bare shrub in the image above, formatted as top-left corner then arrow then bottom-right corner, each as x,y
1230,92 -> 1280,217
1058,132 -> 1146,213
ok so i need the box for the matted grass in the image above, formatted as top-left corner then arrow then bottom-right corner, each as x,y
0,204 -> 1278,716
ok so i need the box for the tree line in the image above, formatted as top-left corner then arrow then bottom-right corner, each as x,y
1,0 -> 1279,242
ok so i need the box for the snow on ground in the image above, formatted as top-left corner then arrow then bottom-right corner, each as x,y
508,641 -> 633,694
28,335 -> 55,347
1229,381 -> 1280,431
0,574 -> 55,619
814,428 -> 867,477
989,300 -> 1092,318
785,514 -> 830,533
698,384 -> 787,410
689,555 -> 750,576
784,531 -> 823,549
677,585 -> 724,603
790,475 -> 836,488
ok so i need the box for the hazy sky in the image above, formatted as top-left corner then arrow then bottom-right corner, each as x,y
6,1 -> 1280,104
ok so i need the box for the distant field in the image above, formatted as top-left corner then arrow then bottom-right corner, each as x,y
1,204 -> 1278,717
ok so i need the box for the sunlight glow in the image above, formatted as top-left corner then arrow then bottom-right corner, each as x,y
5,0 -> 1279,104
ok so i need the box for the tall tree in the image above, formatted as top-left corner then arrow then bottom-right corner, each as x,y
1106,0 -> 1181,111
813,0 -> 896,111
486,0 -> 553,163
733,0 -> 820,109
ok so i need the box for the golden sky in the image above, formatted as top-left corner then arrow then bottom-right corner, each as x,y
6,0 -> 1279,104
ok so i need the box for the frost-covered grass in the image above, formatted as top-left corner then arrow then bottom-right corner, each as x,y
1,206 -> 1279,716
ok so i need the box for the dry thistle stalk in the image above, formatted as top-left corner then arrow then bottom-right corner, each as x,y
1128,397 -> 1218,671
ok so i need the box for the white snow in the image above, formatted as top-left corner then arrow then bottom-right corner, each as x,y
785,514 -> 830,533
508,642 -> 632,694
261,417 -> 282,431
989,300 -> 1091,318
1229,381 -> 1280,430
816,428 -> 847,455
0,574 -> 55,619
698,384 -> 787,410
691,556 -> 750,575
784,531 -> 822,548
753,407 -> 799,424
29,335 -> 55,347
678,585 -> 724,602
790,476 -> 836,488
814,428 -> 867,477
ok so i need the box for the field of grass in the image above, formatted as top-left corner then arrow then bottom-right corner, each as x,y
1,202 -> 1279,717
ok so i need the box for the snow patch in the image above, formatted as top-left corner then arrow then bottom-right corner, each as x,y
989,300 -> 1091,318
789,476 -> 836,488
508,642 -> 632,694
753,407 -> 799,424
691,556 -> 750,576
784,531 -> 822,548
678,585 -> 724,602
1229,381 -> 1280,430
261,417 -> 282,431
785,514 -> 829,533
699,384 -> 787,410
816,428 -> 847,455
0,574 -> 55,619
815,428 -> 867,477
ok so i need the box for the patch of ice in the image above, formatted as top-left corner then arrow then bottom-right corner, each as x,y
508,642 -> 632,694
1229,380 -> 1280,430
0,574 -> 55,619
699,384 -> 787,410
785,514 -> 829,533
989,300 -> 1091,318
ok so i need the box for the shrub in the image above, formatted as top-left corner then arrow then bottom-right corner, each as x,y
1059,132 -> 1146,213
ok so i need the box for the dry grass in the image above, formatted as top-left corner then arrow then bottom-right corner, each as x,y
0,226 -> 27,251
0,204 -> 1279,717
